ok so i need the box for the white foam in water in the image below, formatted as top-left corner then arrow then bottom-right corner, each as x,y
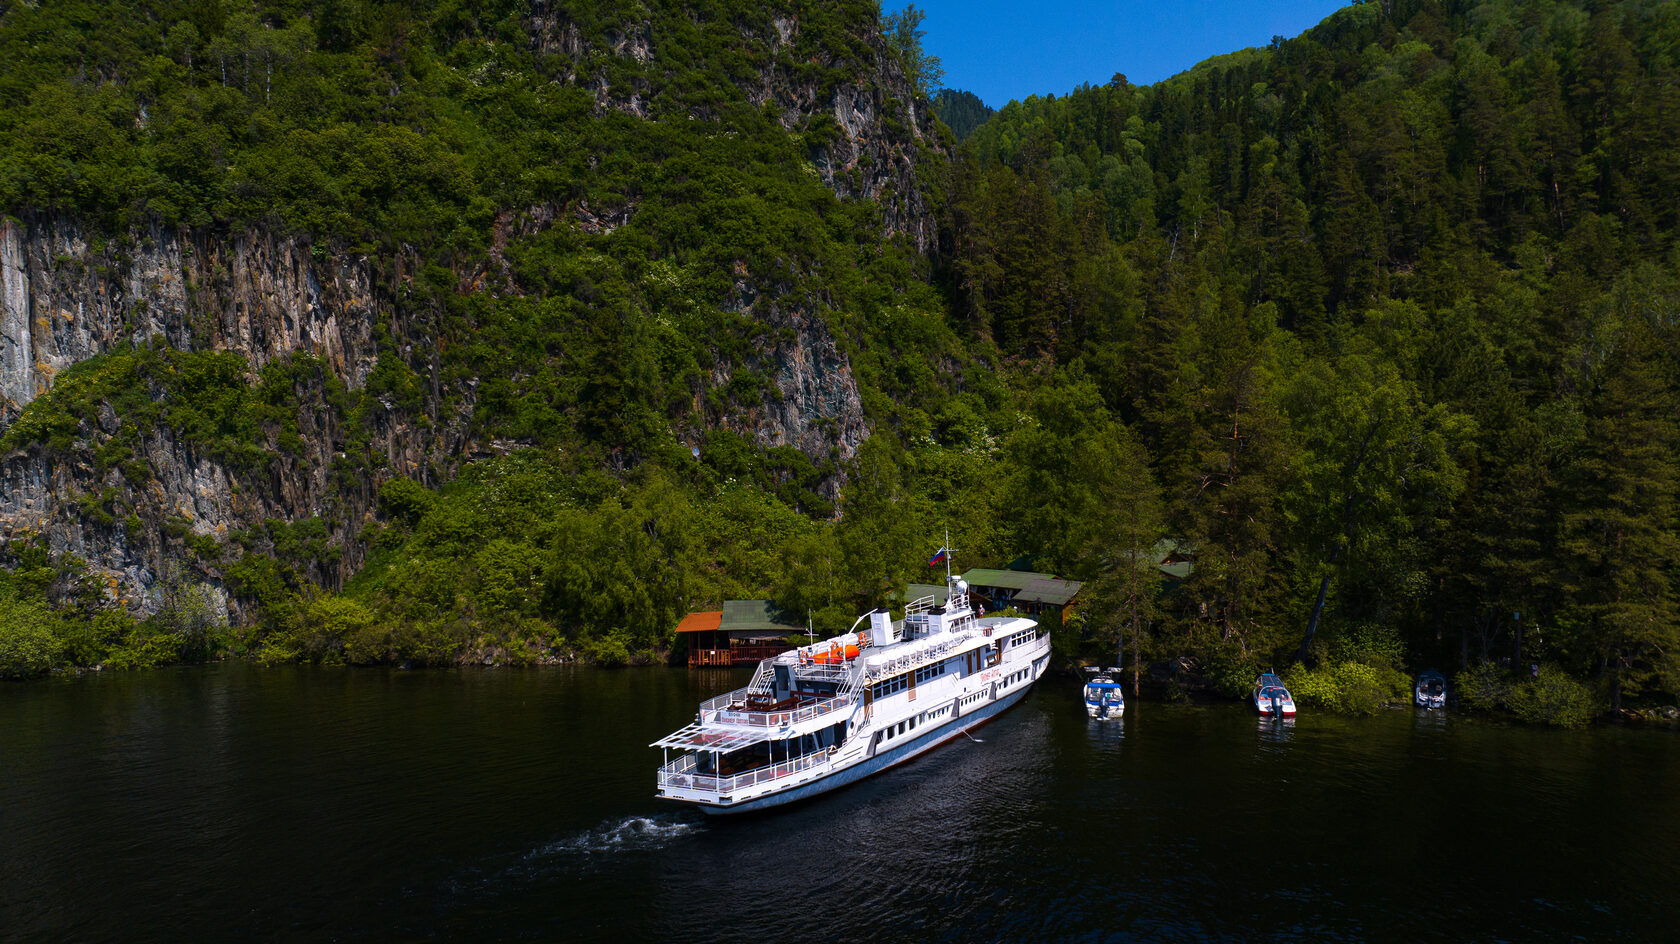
532,815 -> 701,862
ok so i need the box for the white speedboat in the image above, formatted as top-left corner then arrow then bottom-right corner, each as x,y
1083,668 -> 1125,719
653,575 -> 1050,814
1415,670 -> 1446,709
1253,672 -> 1296,717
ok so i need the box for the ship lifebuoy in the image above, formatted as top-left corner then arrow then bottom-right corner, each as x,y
859,632 -> 870,649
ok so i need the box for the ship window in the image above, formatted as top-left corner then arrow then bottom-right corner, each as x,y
871,673 -> 912,700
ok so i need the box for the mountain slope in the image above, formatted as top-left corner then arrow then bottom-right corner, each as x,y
0,0 -> 952,640
946,0 -> 1680,709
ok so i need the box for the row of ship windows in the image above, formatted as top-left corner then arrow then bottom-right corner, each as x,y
870,634 -> 1035,703
875,665 -> 1028,747
870,660 -> 951,700
876,704 -> 954,744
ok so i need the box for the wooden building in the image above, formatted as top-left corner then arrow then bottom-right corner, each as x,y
962,568 -> 1084,621
675,600 -> 801,667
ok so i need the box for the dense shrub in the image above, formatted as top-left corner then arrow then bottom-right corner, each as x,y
585,631 -> 633,668
1455,663 -> 1509,713
1202,647 -> 1260,701
1506,667 -> 1598,729
1287,661 -> 1409,715
1454,664 -> 1598,727
0,596 -> 61,679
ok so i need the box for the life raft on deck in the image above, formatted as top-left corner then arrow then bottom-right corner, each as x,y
811,643 -> 860,664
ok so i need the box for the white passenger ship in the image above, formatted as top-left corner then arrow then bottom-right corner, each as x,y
653,575 -> 1050,814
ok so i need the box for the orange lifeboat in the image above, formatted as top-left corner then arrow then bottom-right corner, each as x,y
811,643 -> 861,664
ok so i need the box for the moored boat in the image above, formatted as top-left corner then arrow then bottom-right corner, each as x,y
1083,668 -> 1125,719
652,574 -> 1051,814
1415,669 -> 1446,709
1252,672 -> 1296,717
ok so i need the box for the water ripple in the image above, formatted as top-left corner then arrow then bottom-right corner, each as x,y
529,814 -> 703,863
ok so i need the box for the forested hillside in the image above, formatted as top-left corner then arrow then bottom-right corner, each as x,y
946,0 -> 1680,718
933,88 -> 993,140
0,0 -> 966,672
1,0 -> 1676,724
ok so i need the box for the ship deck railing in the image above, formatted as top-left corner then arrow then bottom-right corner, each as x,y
701,691 -> 859,727
904,592 -> 979,636
868,634 -> 967,680
657,749 -> 831,796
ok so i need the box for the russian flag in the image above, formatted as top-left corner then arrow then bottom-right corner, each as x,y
928,546 -> 948,565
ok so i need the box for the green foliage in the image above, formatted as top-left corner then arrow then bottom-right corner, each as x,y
1506,667 -> 1599,729
584,630 -> 635,668
379,478 -> 436,529
0,595 -> 62,679
1458,664 -> 1598,727
1203,647 -> 1261,701
932,89 -> 993,142
257,594 -> 379,664
883,5 -> 943,95
1286,661 -> 1408,715
0,345 -> 347,476
942,0 -> 1680,713
102,617 -> 188,670
1455,663 -> 1513,714
345,618 -> 466,668
3,0 -> 1679,715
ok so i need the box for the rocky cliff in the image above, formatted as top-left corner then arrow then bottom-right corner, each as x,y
0,2 -> 943,619
528,2 -> 946,251
0,218 -> 433,615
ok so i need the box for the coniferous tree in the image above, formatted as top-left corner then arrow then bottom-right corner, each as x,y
1558,306 -> 1680,709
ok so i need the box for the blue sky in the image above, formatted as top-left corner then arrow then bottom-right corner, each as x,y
906,1 -> 1351,107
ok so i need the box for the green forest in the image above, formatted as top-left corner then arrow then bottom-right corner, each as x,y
1,0 -> 1677,726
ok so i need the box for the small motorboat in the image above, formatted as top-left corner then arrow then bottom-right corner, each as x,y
1083,668 -> 1125,719
1415,670 -> 1447,709
1252,672 -> 1296,717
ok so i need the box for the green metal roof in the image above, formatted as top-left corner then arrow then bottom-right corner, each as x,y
1013,577 -> 1083,607
719,599 -> 803,633
895,583 -> 951,606
962,568 -> 1055,591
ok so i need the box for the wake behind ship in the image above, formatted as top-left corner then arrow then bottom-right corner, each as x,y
653,575 -> 1050,814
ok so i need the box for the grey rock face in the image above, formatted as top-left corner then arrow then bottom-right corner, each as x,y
0,218 -> 391,617
0,219 -> 377,422
1,7 -> 917,616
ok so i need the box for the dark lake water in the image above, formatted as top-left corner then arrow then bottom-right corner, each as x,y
4,664 -> 1678,942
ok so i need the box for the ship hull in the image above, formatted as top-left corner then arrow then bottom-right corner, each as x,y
692,681 -> 1033,815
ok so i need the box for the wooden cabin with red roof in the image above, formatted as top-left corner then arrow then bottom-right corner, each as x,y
675,601 -> 801,666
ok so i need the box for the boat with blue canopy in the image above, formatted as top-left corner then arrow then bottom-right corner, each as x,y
1415,670 -> 1446,709
1252,672 -> 1296,717
1083,668 -> 1125,719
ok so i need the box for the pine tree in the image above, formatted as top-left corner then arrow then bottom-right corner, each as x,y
1558,309 -> 1680,709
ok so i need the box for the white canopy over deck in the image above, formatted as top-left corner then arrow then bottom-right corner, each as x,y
650,722 -> 780,753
